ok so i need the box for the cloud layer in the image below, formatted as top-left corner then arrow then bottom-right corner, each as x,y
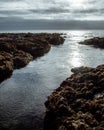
0,0 -> 104,20
0,0 -> 104,30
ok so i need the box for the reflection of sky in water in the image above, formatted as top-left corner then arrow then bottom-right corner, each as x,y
0,30 -> 104,129
67,31 -> 85,67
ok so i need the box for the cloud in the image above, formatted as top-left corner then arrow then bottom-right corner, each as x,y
0,0 -> 104,21
0,17 -> 104,30
0,0 -> 104,30
72,8 -> 104,17
29,8 -> 69,14
26,8 -> 69,20
0,0 -> 22,2
0,10 -> 28,15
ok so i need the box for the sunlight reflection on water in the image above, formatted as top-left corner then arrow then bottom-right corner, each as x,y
71,51 -> 82,67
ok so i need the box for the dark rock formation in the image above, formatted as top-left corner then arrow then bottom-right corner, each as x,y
13,50 -> 33,69
0,52 -> 13,83
44,65 -> 104,130
0,33 -> 65,83
16,40 -> 51,58
35,33 -> 65,45
79,37 -> 104,49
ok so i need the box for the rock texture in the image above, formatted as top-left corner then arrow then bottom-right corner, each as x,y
13,50 -> 33,69
0,52 -> 13,82
0,33 -> 64,83
79,37 -> 104,48
44,65 -> 104,130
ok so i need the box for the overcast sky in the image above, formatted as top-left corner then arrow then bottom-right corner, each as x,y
0,0 -> 104,30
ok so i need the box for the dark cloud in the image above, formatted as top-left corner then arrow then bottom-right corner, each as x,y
0,7 -> 104,19
0,17 -> 104,30
29,8 -> 69,14
73,8 -> 104,14
0,10 -> 28,15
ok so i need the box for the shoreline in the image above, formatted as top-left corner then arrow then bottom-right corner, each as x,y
0,33 -> 65,83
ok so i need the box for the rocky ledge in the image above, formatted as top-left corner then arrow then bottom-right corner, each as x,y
0,33 -> 64,83
44,65 -> 104,130
79,37 -> 104,49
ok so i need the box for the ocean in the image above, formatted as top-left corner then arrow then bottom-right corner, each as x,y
0,30 -> 104,130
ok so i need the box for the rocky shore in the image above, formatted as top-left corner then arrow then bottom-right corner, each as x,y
44,65 -> 104,130
79,37 -> 104,48
0,33 -> 64,83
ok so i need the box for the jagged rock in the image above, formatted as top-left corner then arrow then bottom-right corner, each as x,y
44,65 -> 104,130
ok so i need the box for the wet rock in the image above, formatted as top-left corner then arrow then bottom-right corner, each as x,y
44,65 -> 104,130
79,37 -> 104,49
71,66 -> 94,74
31,33 -> 65,45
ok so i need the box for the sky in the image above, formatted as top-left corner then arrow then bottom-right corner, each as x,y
0,0 -> 104,30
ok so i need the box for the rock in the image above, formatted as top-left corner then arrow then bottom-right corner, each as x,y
16,40 -> 51,58
32,33 -> 65,45
96,64 -> 104,70
44,33 -> 65,45
0,52 -> 13,83
0,41 -> 16,53
13,50 -> 33,69
44,65 -> 104,130
79,37 -> 104,49
71,66 -> 94,74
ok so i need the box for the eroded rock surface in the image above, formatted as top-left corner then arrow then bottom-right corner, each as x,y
44,65 -> 104,130
0,33 -> 64,83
